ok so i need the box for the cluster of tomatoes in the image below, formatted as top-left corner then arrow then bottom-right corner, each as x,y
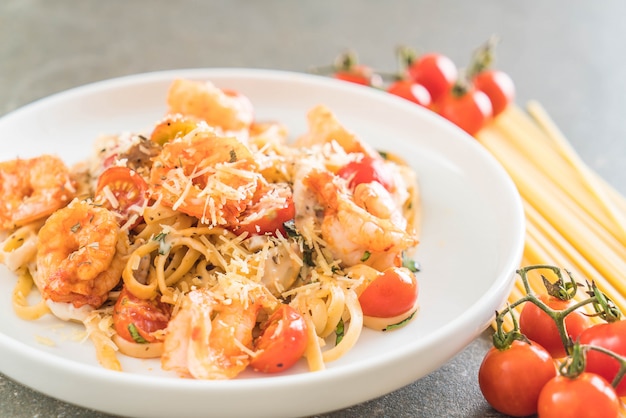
318,37 -> 515,135
479,265 -> 626,418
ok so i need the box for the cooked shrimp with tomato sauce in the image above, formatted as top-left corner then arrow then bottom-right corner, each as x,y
149,129 -> 262,226
35,199 -> 130,317
0,155 -> 76,232
0,78 -> 421,379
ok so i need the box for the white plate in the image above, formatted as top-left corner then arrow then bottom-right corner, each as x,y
0,69 -> 525,418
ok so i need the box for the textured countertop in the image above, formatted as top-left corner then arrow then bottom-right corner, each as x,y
1,1 -> 626,417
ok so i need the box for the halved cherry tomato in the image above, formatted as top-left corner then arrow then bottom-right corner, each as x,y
386,79 -> 432,108
337,156 -> 395,191
473,69 -> 515,117
95,166 -> 148,228
407,53 -> 458,104
358,267 -> 418,318
438,88 -> 493,135
250,305 -> 308,373
149,114 -> 199,145
537,372 -> 620,418
234,183 -> 295,237
519,294 -> 592,358
478,339 -> 556,417
579,320 -> 626,396
113,287 -> 172,344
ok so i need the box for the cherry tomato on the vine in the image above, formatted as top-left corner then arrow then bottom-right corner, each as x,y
358,267 -> 418,318
519,294 -> 592,358
250,304 -> 308,373
537,372 -> 620,418
331,52 -> 383,87
438,88 -> 493,135
113,287 -> 172,344
478,340 -> 556,417
386,79 -> 432,108
334,64 -> 381,86
95,166 -> 148,228
337,156 -> 395,191
407,53 -> 458,104
579,320 -> 626,396
473,69 -> 515,117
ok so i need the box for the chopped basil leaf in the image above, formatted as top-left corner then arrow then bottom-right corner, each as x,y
128,323 -> 148,344
402,253 -> 421,273
335,318 -> 345,344
383,312 -> 416,332
153,232 -> 170,255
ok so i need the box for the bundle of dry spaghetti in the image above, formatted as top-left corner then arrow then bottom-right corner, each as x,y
475,102 -> 626,331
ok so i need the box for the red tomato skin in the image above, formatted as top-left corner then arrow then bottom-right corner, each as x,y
334,65 -> 382,88
579,320 -> 626,396
407,53 -> 458,103
235,194 -> 295,237
334,71 -> 370,86
478,340 -> 556,417
250,305 -> 308,373
113,287 -> 172,343
386,79 -> 432,108
337,156 -> 395,191
358,267 -> 418,318
519,294 -> 592,358
473,70 -> 516,116
438,89 -> 493,135
537,373 -> 620,418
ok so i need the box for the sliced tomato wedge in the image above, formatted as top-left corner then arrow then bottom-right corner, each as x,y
234,183 -> 295,237
112,287 -> 172,344
95,166 -> 148,228
358,267 -> 419,318
250,304 -> 308,373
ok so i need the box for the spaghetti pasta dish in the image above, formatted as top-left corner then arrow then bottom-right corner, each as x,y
0,78 -> 421,379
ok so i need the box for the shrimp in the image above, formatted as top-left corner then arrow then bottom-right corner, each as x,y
302,168 -> 418,270
166,78 -> 254,136
35,199 -> 128,310
0,155 -> 76,231
161,284 -> 273,380
293,105 -> 379,158
149,130 -> 262,226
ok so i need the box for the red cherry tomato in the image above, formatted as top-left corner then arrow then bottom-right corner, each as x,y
537,372 -> 620,418
386,79 -> 432,108
234,183 -> 295,237
473,70 -> 515,116
113,287 -> 172,344
337,156 -> 395,191
478,340 -> 556,417
95,166 -> 148,228
579,320 -> 626,396
250,305 -> 308,373
358,267 -> 418,318
334,64 -> 383,88
438,88 -> 493,135
519,294 -> 592,358
407,53 -> 458,103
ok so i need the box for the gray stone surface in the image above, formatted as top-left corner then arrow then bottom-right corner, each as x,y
1,1 -> 625,417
